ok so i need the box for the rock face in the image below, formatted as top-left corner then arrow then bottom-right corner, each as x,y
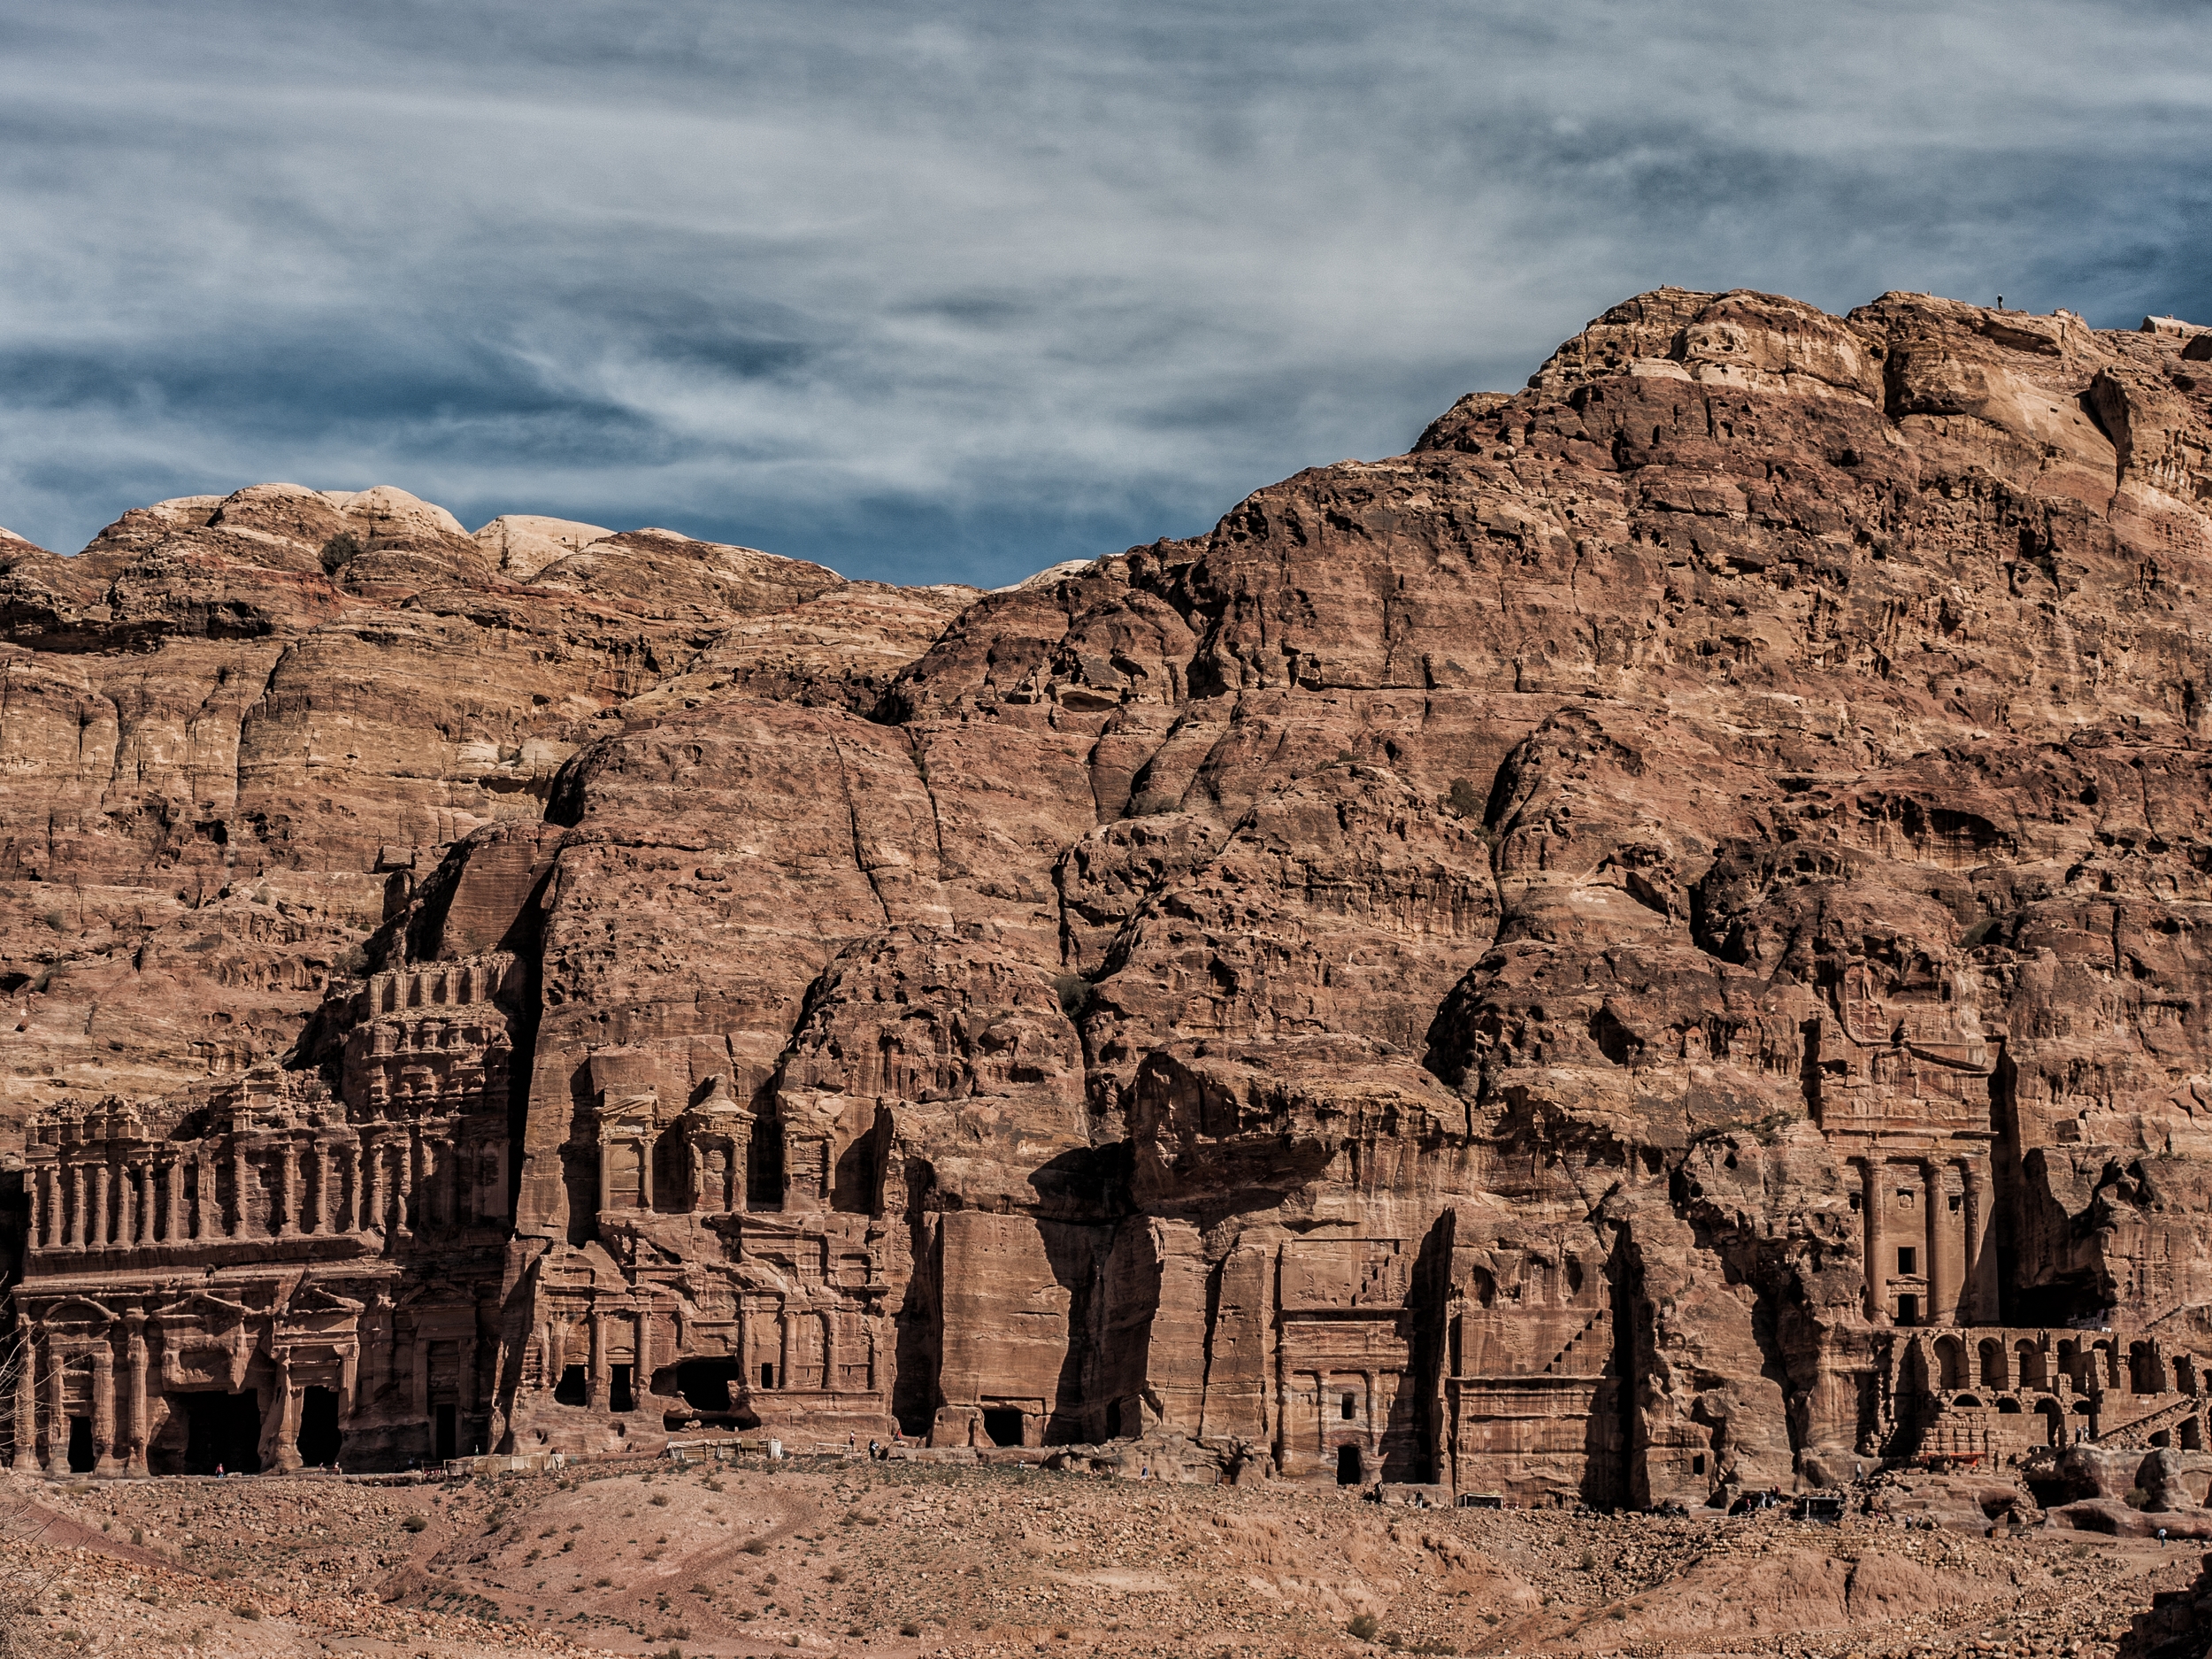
5,292 -> 2212,1503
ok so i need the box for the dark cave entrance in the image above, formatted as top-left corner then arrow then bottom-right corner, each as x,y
296,1386 -> 342,1468
65,1417 -> 93,1474
434,1403 -> 457,1461
1335,1443 -> 1363,1486
553,1365 -> 588,1406
181,1391 -> 263,1475
674,1360 -> 746,1412
981,1407 -> 1025,1448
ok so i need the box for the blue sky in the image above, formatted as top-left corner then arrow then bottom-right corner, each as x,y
3,2 -> 2207,587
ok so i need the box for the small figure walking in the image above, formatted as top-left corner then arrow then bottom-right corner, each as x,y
215,1463 -> 225,1479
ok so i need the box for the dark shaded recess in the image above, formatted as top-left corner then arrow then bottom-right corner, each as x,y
554,1364 -> 588,1406
833,1107 -> 894,1215
890,1166 -> 942,1440
982,1406 -> 1024,1448
435,1402 -> 457,1460
1402,1210 -> 1456,1486
610,1364 -> 634,1414
1336,1443 -> 1363,1485
663,1359 -> 758,1429
746,1104 -> 787,1210
296,1385 -> 342,1467
542,749 -> 594,829
180,1390 -> 263,1475
1025,1142 -> 1133,1223
66,1417 -> 93,1473
1582,1229 -> 1633,1512
1588,1005 -> 1644,1068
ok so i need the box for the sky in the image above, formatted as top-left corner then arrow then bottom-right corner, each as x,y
2,3 -> 2208,588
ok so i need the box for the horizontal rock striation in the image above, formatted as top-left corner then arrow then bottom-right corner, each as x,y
4,290 -> 2212,1506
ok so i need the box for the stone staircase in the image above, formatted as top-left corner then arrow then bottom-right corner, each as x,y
1540,1308 -> 1612,1377
2096,1392 -> 2201,1449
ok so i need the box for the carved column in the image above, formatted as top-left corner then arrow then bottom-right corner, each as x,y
409,1325 -> 429,1422
274,1352 -> 302,1472
1924,1158 -> 1956,1325
278,1139 -> 299,1237
365,1139 -> 388,1237
26,1168 -> 44,1253
43,1338 -> 65,1476
339,1141 -> 360,1233
779,1311 -> 794,1391
135,1163 -> 155,1248
1862,1158 -> 1889,1325
339,1342 -> 359,1420
91,1340 -> 117,1476
124,1312 -> 149,1476
12,1324 -> 40,1471
461,1326 -> 480,1422
310,1141 -> 329,1239
90,1163 -> 111,1248
190,1148 -> 211,1241
394,1128 -> 419,1244
115,1163 -> 132,1248
163,1157 -> 182,1242
633,1304 -> 650,1408
231,1145 -> 250,1237
588,1311 -> 608,1408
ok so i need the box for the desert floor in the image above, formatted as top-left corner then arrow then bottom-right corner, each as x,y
0,1455 -> 2197,1658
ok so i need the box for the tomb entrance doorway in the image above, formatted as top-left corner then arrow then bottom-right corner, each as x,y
180,1391 -> 264,1475
296,1386 -> 342,1468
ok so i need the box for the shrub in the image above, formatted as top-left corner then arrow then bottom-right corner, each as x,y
826,1565 -> 847,1584
236,1605 -> 262,1621
650,1494 -> 669,1507
742,1540 -> 769,1555
401,1515 -> 427,1533
900,1622 -> 922,1638
1348,1612 -> 1379,1640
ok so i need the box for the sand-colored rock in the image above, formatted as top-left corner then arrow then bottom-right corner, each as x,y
5,289 -> 2212,1587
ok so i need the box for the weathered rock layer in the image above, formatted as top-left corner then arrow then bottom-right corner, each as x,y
5,290 -> 2212,1502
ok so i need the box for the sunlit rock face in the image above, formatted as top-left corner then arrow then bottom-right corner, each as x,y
6,292 -> 2212,1498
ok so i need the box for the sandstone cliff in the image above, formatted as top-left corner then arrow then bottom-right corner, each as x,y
5,290 -> 2212,1506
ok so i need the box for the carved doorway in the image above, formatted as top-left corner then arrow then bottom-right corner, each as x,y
296,1386 -> 342,1469
180,1392 -> 263,1475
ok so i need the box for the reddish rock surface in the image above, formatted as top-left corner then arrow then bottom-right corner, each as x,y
4,290 -> 2212,1573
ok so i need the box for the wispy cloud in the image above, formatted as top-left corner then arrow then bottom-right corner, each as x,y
1,1 -> 2206,584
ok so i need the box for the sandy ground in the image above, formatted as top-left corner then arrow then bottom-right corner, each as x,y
0,1455 -> 2198,1658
